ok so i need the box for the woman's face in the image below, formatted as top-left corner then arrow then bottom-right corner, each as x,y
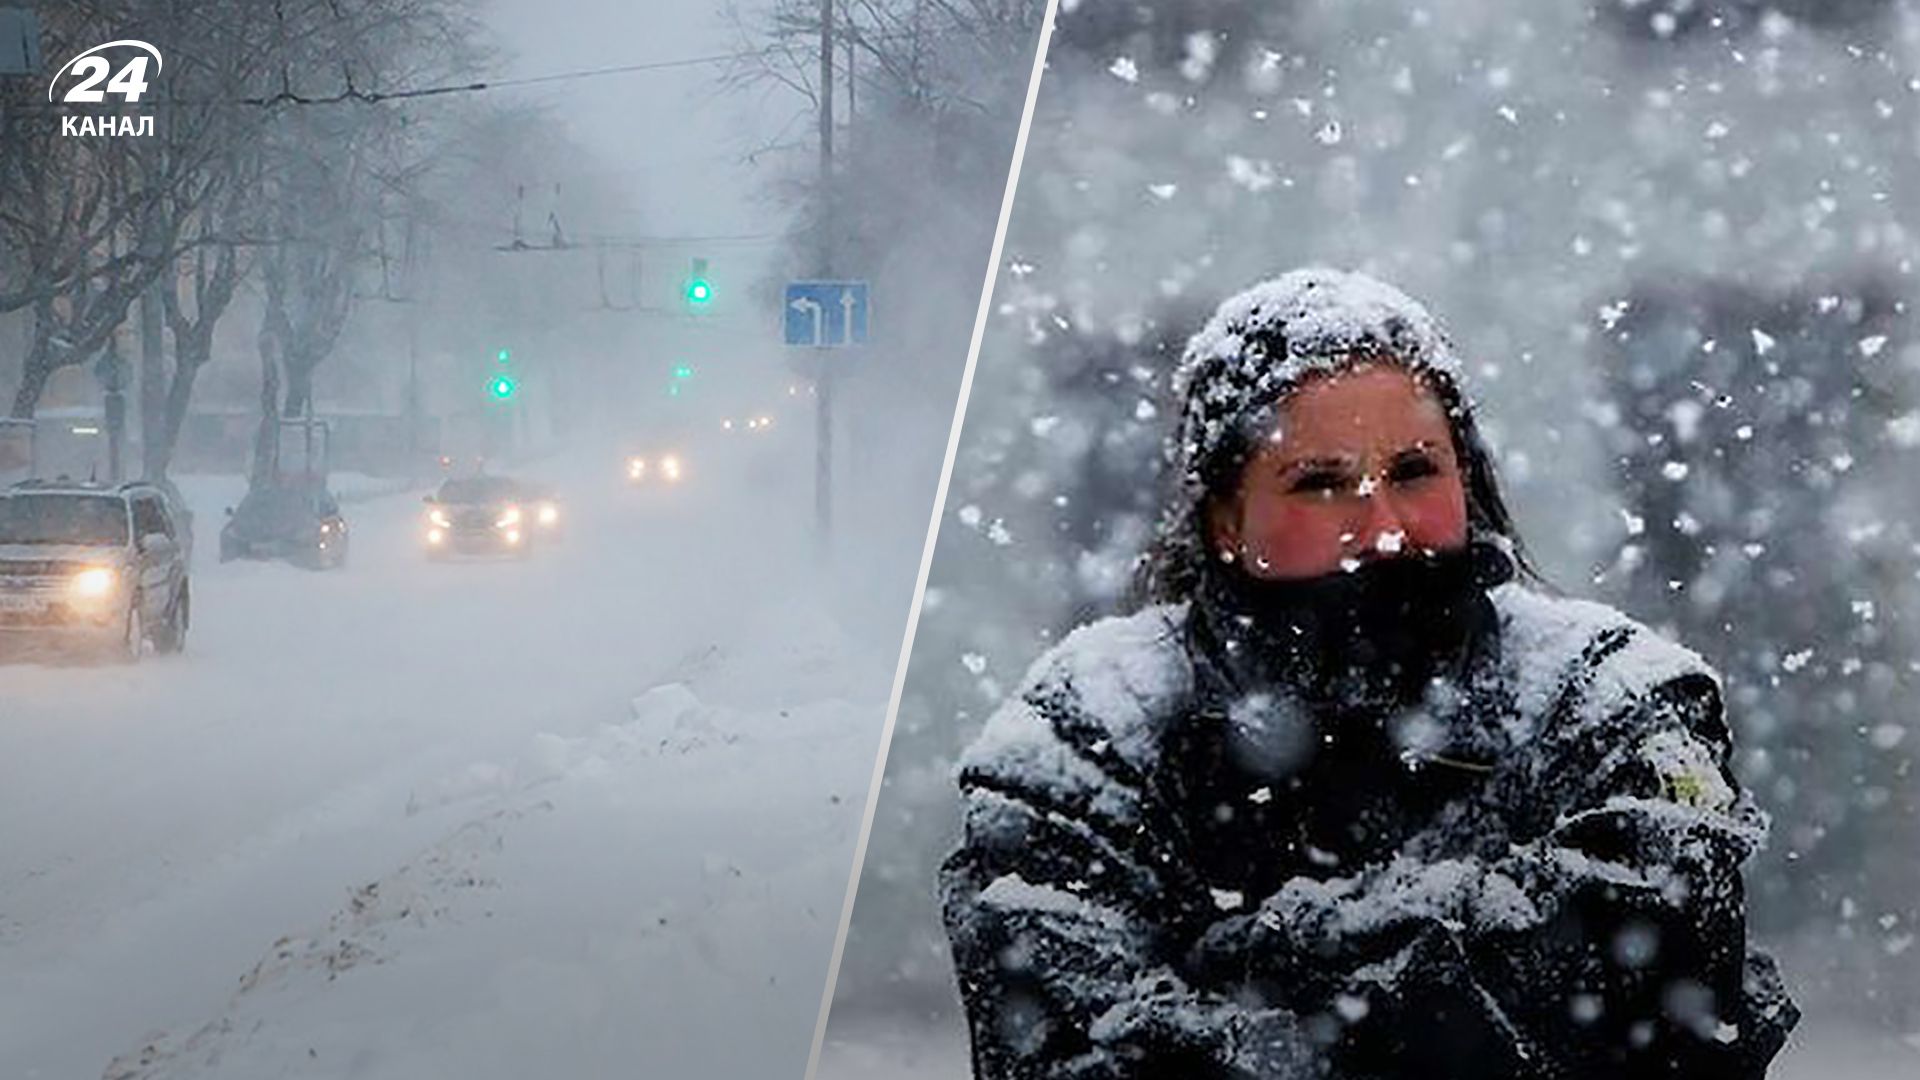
1208,364 -> 1470,580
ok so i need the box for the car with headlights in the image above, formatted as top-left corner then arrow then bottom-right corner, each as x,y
219,479 -> 348,570
624,449 -> 686,487
422,475 -> 531,559
0,480 -> 191,661
722,408 -> 791,489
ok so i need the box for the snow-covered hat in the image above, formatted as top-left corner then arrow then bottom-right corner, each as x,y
1170,267 -> 1465,495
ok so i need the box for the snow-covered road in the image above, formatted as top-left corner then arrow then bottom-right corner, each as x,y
0,449 -> 889,1079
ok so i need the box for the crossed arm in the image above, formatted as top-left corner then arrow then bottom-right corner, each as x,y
944,672 -> 1792,1080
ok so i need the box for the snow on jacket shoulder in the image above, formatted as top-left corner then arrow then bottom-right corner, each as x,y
941,586 -> 1798,1080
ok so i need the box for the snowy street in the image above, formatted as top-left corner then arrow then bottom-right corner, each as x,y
0,450 -> 888,1079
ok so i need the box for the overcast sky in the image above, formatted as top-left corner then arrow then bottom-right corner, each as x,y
483,0 -> 795,247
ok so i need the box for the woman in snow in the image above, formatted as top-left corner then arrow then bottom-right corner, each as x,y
942,268 -> 1798,1080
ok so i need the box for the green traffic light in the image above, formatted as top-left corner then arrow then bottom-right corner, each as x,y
687,279 -> 712,304
673,364 -> 694,379
488,375 -> 517,400
496,348 -> 511,364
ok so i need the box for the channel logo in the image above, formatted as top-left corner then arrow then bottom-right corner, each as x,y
48,39 -> 162,137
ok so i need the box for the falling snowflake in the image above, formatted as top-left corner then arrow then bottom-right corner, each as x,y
1226,155 -> 1278,193
1885,412 -> 1920,448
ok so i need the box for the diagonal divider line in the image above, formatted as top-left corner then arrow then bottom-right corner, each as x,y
800,3 -> 1063,1076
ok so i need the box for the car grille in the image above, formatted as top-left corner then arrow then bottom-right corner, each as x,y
452,508 -> 497,530
0,560 -> 85,583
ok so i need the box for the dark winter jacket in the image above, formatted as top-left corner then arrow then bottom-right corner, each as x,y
940,581 -> 1799,1079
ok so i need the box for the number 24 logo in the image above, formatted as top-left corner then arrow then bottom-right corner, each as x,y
47,41 -> 164,104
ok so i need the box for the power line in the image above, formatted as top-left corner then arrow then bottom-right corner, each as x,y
238,47 -> 784,106
492,231 -> 785,253
487,50 -> 775,92
236,23 -> 958,107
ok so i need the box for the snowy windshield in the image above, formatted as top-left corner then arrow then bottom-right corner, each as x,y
0,494 -> 130,547
231,487 -> 319,535
435,477 -> 519,505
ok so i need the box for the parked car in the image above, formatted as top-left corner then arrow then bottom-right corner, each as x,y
220,479 -> 348,570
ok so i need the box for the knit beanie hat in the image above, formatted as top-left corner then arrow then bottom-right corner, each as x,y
1170,267 -> 1465,500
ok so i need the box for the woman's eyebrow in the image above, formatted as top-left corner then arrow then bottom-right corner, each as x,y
1278,454 -> 1358,476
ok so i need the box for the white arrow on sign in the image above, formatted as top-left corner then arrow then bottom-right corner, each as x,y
790,296 -> 824,345
839,288 -> 856,338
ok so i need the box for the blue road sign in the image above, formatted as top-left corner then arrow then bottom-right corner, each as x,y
784,281 -> 869,347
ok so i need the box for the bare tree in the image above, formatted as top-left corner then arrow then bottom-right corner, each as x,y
239,0 -> 479,481
1,0 -> 266,426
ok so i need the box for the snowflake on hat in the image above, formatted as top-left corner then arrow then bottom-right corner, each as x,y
1170,267 -> 1466,496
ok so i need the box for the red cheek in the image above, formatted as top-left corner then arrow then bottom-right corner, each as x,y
1235,496 -> 1355,578
1394,488 -> 1469,550
1236,485 -> 1468,579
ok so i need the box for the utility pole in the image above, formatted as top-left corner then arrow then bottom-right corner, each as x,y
406,316 -> 421,480
136,8 -> 170,483
101,338 -> 127,484
814,0 -> 836,554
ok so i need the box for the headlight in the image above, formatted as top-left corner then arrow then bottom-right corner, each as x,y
628,457 -> 646,478
70,566 -> 118,599
496,506 -> 523,528
537,504 -> 559,526
662,456 -> 682,481
427,528 -> 446,545
429,509 -> 452,528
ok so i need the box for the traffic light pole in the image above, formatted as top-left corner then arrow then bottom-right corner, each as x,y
814,0 -> 835,556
